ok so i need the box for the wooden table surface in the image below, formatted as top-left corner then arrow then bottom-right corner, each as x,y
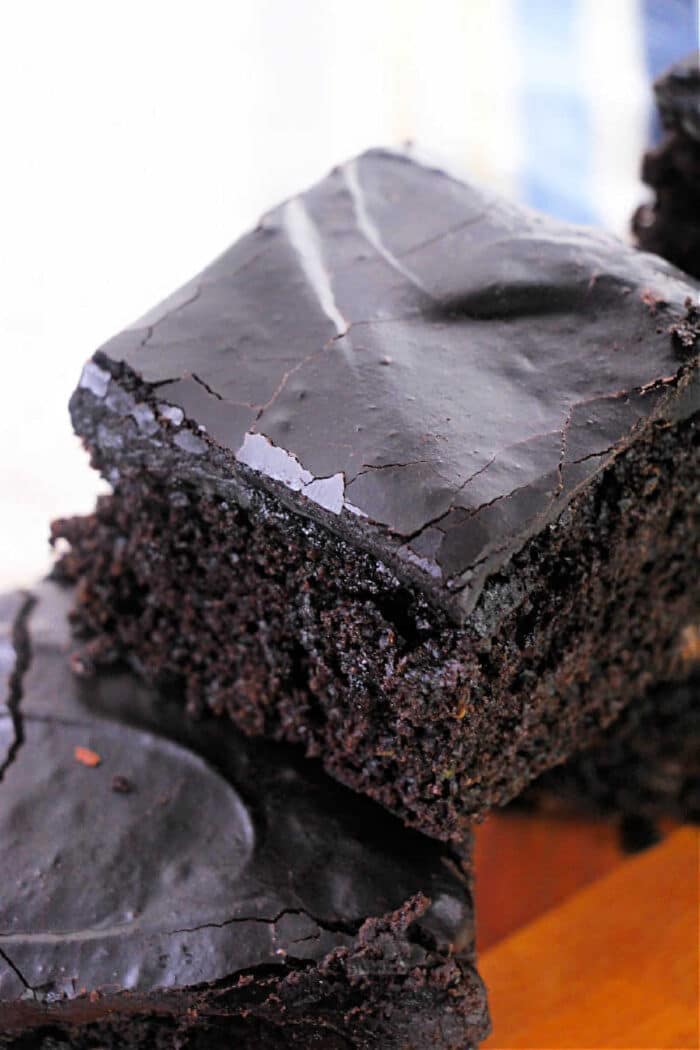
474,816 -> 699,1049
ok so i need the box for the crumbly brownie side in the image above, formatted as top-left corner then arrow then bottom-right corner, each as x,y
1,899 -> 488,1050
54,357 -> 700,840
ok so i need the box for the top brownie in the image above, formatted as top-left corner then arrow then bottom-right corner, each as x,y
0,582 -> 488,1050
63,150 -> 699,839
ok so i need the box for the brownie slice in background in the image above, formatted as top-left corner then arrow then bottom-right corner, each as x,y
55,148 -> 699,842
521,671 -> 700,835
0,581 -> 489,1050
633,52 -> 700,278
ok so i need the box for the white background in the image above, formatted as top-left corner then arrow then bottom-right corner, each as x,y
0,0 -> 651,588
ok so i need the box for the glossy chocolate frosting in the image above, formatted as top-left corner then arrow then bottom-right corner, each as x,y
77,149 -> 699,619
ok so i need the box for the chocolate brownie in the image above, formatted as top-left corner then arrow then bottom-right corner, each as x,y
520,670 -> 700,830
55,149 -> 700,841
633,52 -> 700,278
0,581 -> 489,1050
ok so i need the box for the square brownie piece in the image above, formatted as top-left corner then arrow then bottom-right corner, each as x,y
56,149 -> 699,841
0,581 -> 489,1050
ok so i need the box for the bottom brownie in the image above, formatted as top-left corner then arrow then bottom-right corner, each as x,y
0,582 -> 489,1050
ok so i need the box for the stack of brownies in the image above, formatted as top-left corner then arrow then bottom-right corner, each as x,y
1,90 -> 698,1050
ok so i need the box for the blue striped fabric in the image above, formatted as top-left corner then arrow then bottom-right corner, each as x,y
515,0 -> 597,225
641,0 -> 699,141
513,0 -> 698,225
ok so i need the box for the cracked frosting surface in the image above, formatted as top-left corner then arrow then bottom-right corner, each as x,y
0,581 -> 471,1001
85,149 -> 700,618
